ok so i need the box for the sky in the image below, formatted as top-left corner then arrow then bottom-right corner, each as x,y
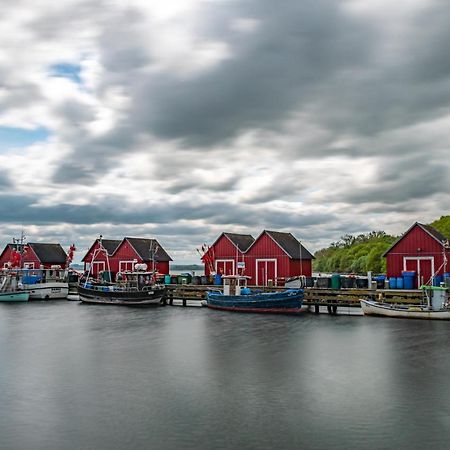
0,0 -> 449,264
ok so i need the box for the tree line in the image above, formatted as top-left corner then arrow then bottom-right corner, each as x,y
313,231 -> 396,274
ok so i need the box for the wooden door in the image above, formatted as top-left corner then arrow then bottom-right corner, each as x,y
256,259 -> 277,286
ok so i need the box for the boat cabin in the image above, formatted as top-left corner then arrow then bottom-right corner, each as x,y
222,275 -> 251,296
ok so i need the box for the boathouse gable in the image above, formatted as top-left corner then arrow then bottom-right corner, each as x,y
82,237 -> 172,277
383,222 -> 450,287
0,242 -> 68,269
203,230 -> 313,285
202,232 -> 255,276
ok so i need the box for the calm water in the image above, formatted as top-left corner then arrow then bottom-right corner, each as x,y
1,302 -> 450,450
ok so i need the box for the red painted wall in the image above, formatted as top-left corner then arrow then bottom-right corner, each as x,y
385,225 -> 449,286
83,240 -> 170,278
203,235 -> 244,276
0,245 -> 67,270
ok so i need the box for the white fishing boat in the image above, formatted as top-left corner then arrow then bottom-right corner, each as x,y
21,267 -> 69,299
361,286 -> 450,320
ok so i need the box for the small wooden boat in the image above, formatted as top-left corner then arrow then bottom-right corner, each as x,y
361,286 -> 450,320
205,275 -> 304,314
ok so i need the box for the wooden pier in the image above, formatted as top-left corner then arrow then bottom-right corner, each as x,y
164,284 -> 425,312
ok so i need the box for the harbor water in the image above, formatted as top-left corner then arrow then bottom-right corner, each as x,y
1,302 -> 450,450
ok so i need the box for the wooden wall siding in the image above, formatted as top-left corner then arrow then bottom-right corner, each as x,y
244,234 -> 291,285
289,259 -> 312,278
386,225 -> 449,281
204,235 -> 244,276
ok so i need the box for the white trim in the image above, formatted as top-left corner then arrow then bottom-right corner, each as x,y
119,260 -> 136,272
215,259 -> 235,275
403,256 -> 435,285
255,258 -> 278,286
23,262 -> 35,269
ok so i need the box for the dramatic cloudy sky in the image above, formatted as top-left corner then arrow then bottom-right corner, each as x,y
0,0 -> 449,263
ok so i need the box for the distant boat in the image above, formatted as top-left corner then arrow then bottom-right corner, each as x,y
205,275 -> 304,314
361,286 -> 450,320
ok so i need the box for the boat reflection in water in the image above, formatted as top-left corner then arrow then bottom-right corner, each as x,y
205,275 -> 304,314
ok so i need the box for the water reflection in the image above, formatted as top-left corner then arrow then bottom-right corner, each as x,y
1,303 -> 450,449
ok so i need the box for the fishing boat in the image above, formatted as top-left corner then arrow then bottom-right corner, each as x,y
0,272 -> 29,302
361,285 -> 450,320
204,275 -> 304,314
21,267 -> 69,299
78,236 -> 165,306
78,279 -> 166,306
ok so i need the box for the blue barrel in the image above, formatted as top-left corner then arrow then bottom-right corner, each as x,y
164,274 -> 171,284
396,277 -> 404,289
214,273 -> 222,285
389,277 -> 397,289
402,271 -> 415,289
433,275 -> 444,286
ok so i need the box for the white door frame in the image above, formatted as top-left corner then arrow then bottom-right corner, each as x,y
403,256 -> 434,284
92,261 -> 105,274
215,259 -> 235,275
119,260 -> 136,272
256,258 -> 278,286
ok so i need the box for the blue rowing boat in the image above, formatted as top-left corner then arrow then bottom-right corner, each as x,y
205,275 -> 304,314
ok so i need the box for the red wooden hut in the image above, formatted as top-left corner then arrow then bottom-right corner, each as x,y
202,230 -> 314,286
0,243 -> 68,269
82,237 -> 172,278
202,233 -> 255,277
383,222 -> 450,288
81,239 -> 121,277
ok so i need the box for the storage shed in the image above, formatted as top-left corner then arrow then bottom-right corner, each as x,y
202,230 -> 314,286
0,242 -> 68,269
202,232 -> 255,276
383,222 -> 450,288
82,237 -> 172,278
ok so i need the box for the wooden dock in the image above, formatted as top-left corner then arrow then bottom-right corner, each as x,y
164,285 -> 426,313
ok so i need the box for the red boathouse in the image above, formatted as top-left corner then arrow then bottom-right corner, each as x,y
82,237 -> 172,278
0,242 -> 68,269
202,230 -> 314,286
383,222 -> 450,288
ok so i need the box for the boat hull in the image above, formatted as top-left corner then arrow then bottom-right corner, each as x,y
78,285 -> 165,306
205,289 -> 304,314
0,291 -> 29,302
24,282 -> 69,300
360,299 -> 450,320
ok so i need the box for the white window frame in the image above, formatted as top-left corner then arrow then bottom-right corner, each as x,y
256,258 -> 278,286
215,259 -> 235,275
119,260 -> 136,272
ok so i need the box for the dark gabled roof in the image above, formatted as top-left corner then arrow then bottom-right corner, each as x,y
28,243 -> 67,264
265,230 -> 315,259
125,237 -> 172,262
224,233 -> 255,252
420,223 -> 448,243
382,222 -> 449,257
81,238 -> 121,262
101,239 -> 122,255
